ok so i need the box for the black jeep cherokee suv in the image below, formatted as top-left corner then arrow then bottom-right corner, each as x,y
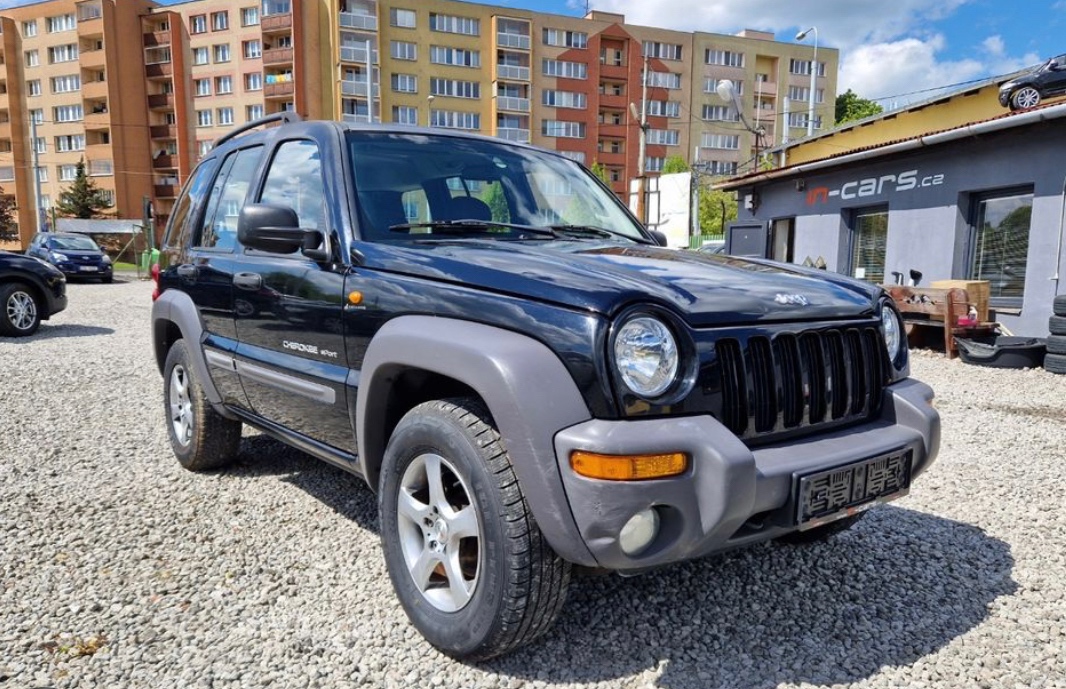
152,114 -> 940,660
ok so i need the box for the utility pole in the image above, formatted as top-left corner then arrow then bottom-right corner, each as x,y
630,53 -> 649,224
30,117 -> 45,232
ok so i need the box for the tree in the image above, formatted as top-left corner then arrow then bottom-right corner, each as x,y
835,89 -> 884,126
697,182 -> 738,237
479,182 -> 511,222
662,155 -> 689,174
589,161 -> 610,186
55,159 -> 113,219
0,187 -> 16,241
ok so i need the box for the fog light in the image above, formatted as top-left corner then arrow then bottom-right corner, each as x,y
619,508 -> 660,556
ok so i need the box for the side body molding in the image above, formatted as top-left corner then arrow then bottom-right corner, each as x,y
357,315 -> 598,566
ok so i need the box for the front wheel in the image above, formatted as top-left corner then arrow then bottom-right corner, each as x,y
379,398 -> 571,660
162,339 -> 241,471
0,284 -> 42,337
1012,86 -> 1041,110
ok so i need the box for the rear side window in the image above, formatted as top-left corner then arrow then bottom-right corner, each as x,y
197,145 -> 262,250
163,159 -> 217,250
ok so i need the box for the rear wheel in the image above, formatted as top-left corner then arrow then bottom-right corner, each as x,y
1012,86 -> 1041,110
379,398 -> 571,660
0,284 -> 42,337
162,339 -> 241,471
776,513 -> 866,545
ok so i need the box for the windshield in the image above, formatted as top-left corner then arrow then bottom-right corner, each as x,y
51,235 -> 100,251
346,131 -> 648,242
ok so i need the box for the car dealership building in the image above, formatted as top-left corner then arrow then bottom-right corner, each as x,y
719,101 -> 1066,337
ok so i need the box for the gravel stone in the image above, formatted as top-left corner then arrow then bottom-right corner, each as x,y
2,278 -> 1066,688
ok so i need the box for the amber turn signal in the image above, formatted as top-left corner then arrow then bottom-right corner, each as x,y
570,451 -> 687,481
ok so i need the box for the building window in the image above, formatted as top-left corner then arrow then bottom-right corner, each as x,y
705,78 -> 742,95
217,107 -> 235,125
559,151 -> 585,164
393,105 -> 418,125
787,113 -> 822,129
27,80 -> 42,97
241,7 -> 259,26
642,41 -> 682,60
646,71 -> 681,89
55,135 -> 85,152
646,100 -> 680,118
211,11 -> 229,31
51,75 -> 81,93
245,72 -> 263,91
195,79 -> 211,97
600,47 -> 625,66
197,110 -> 214,127
542,89 -> 586,109
646,157 -> 665,173
246,104 -> 264,121
33,137 -> 46,153
390,8 -> 416,28
25,50 -> 39,68
702,105 -> 738,122
30,109 -> 44,124
701,133 -> 740,149
59,164 -> 79,181
430,78 -> 480,99
429,13 -> 479,35
48,44 -> 79,64
36,167 -> 48,183
193,47 -> 209,65
706,160 -> 738,176
46,14 -> 76,33
23,20 -> 37,37
54,104 -> 83,122
190,15 -> 207,33
243,39 -> 262,58
542,59 -> 587,79
542,120 -> 585,138
787,86 -> 824,104
213,44 -> 231,63
850,206 -> 889,284
391,73 -> 417,93
646,129 -> 679,146
543,29 -> 587,48
706,50 -> 744,68
390,40 -> 417,61
429,46 -> 480,67
789,58 -> 826,77
431,110 -> 480,130
969,189 -> 1033,303
215,76 -> 233,94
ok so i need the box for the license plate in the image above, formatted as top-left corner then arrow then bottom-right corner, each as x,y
79,266 -> 99,272
795,450 -> 912,530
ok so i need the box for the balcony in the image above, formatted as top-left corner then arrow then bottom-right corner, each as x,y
340,80 -> 379,98
339,12 -> 377,31
598,93 -> 627,109
340,45 -> 378,65
150,124 -> 177,139
495,96 -> 530,113
263,47 -> 294,66
148,93 -> 174,110
495,65 -> 530,81
264,82 -> 294,99
82,80 -> 108,99
261,12 -> 293,33
143,31 -> 170,47
599,63 -> 627,79
81,48 -> 106,69
497,33 -> 530,51
152,154 -> 176,170
145,62 -> 173,79
497,128 -> 530,143
154,184 -> 178,199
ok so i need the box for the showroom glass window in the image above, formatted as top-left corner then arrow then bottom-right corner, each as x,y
970,189 -> 1032,305
849,206 -> 888,284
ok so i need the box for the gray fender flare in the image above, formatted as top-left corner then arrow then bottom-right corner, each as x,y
357,315 -> 598,566
151,289 -> 226,411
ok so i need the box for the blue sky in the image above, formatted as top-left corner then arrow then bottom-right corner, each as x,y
2,0 -> 1060,107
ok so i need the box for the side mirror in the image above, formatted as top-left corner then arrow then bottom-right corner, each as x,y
237,204 -> 323,256
648,229 -> 669,247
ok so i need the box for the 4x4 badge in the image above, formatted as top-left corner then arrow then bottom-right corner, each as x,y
774,293 -> 811,306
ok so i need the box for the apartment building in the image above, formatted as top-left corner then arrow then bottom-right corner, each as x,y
0,0 -> 836,248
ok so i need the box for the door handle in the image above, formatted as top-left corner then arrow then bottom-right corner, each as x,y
176,264 -> 197,279
233,272 -> 263,291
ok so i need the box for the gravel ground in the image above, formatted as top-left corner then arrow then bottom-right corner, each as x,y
2,278 -> 1065,689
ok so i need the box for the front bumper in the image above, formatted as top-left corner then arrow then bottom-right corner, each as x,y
998,89 -> 1012,106
56,262 -> 112,278
553,378 -> 939,571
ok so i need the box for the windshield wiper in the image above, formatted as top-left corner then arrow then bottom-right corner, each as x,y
548,224 -> 650,243
389,220 -> 557,238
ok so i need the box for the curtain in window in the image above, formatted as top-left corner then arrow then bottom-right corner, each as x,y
972,192 -> 1032,300
850,208 -> 888,284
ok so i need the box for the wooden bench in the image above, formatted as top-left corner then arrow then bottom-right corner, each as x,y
886,286 -> 992,358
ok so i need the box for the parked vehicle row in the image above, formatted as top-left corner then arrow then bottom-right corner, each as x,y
0,250 -> 67,337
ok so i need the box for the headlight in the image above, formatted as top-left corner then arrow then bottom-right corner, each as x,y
613,316 -> 678,399
52,252 -> 69,262
101,255 -> 112,264
881,304 -> 902,361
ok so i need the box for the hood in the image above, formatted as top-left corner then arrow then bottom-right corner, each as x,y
360,240 -> 880,327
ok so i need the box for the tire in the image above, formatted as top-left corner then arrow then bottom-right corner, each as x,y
0,283 -> 42,337
1045,353 -> 1066,375
162,339 -> 241,471
1054,295 -> 1066,317
1047,335 -> 1066,355
1049,315 -> 1066,336
378,398 -> 571,660
775,513 -> 866,545
1012,86 -> 1042,110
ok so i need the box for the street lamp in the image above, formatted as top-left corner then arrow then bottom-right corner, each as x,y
426,94 -> 435,127
795,26 -> 818,137
715,79 -> 765,172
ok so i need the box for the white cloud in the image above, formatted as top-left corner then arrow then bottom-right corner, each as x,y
840,35 -> 985,105
982,35 -> 1005,57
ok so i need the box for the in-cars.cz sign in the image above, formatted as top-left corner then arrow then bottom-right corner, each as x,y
806,169 -> 945,206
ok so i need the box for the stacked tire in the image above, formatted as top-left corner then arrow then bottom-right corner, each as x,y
1047,295 -> 1066,374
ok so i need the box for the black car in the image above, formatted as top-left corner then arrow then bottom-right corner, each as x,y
152,114 -> 939,660
0,250 -> 68,336
27,232 -> 114,282
999,54 -> 1066,110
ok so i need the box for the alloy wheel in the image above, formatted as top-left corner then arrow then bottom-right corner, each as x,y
6,291 -> 37,332
1014,87 -> 1041,110
169,364 -> 194,447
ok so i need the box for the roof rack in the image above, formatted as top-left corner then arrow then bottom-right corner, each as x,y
213,112 -> 303,148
